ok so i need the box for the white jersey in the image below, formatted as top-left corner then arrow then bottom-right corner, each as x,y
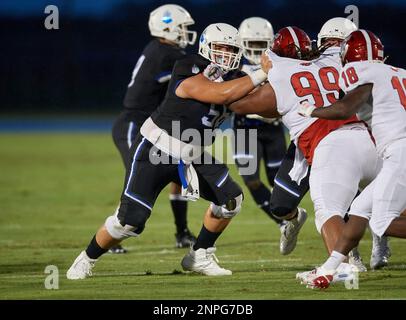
340,61 -> 406,155
267,47 -> 342,141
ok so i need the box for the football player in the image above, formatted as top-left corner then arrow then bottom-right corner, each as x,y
232,17 -> 287,230
111,4 -> 197,252
297,30 -> 406,289
229,24 -> 380,279
317,18 -> 391,270
66,23 -> 269,279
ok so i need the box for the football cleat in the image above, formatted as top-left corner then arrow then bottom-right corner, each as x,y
280,208 -> 307,255
310,274 -> 334,289
297,263 -> 357,288
297,267 -> 336,289
348,247 -> 367,272
296,268 -> 319,284
370,233 -> 391,270
175,228 -> 197,248
108,244 -> 128,254
181,247 -> 232,276
66,251 -> 97,280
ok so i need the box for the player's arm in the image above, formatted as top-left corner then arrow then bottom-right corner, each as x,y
300,84 -> 373,120
227,83 -> 280,118
176,72 -> 264,106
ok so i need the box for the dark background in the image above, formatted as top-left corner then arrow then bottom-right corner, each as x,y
1,0 -> 405,115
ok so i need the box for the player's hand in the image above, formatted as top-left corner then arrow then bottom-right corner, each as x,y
298,101 -> 316,117
203,63 -> 224,82
261,50 -> 273,73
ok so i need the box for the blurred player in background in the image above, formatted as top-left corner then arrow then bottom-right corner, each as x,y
110,4 -> 197,253
67,23 -> 270,279
298,30 -> 406,288
233,17 -> 287,231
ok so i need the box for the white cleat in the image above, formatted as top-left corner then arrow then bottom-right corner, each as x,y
181,247 -> 232,276
296,263 -> 357,286
296,267 -> 335,289
280,208 -> 307,255
296,268 -> 319,284
348,247 -> 367,272
66,251 -> 97,280
370,233 -> 391,270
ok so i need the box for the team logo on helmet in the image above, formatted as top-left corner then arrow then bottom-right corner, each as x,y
200,33 -> 206,44
161,11 -> 173,24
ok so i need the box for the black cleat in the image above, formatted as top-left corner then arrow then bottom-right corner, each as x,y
108,245 -> 128,254
175,229 -> 197,248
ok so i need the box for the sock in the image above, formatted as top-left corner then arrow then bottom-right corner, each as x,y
170,195 -> 188,234
193,225 -> 222,250
248,182 -> 282,225
321,250 -> 346,272
85,235 -> 108,259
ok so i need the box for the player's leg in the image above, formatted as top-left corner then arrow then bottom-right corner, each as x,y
67,137 -> 175,279
233,128 -> 280,224
112,111 -> 136,171
270,142 -> 309,255
110,111 -> 138,253
371,142 -> 406,238
296,180 -> 374,288
181,160 -> 243,276
311,143 -> 406,286
261,122 -> 287,188
169,183 -> 196,248
297,129 -> 379,286
309,128 -> 376,255
303,145 -> 406,289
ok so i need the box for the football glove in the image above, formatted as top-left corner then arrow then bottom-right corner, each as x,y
203,63 -> 224,82
298,101 -> 316,118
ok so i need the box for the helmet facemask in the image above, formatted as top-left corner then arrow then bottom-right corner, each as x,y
208,43 -> 242,72
176,23 -> 197,48
242,39 -> 271,65
318,37 -> 343,53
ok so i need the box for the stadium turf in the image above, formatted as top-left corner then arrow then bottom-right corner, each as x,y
1,133 -> 405,299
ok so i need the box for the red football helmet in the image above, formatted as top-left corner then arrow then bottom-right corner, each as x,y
271,26 -> 312,60
340,29 -> 385,65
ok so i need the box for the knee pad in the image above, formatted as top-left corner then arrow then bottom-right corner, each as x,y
105,201 -> 151,239
105,215 -> 139,240
211,194 -> 243,219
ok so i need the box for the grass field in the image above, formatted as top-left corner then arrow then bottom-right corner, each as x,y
1,133 -> 406,300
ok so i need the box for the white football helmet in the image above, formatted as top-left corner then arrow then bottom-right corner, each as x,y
148,4 -> 197,48
317,17 -> 358,47
198,23 -> 243,71
239,17 -> 274,65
